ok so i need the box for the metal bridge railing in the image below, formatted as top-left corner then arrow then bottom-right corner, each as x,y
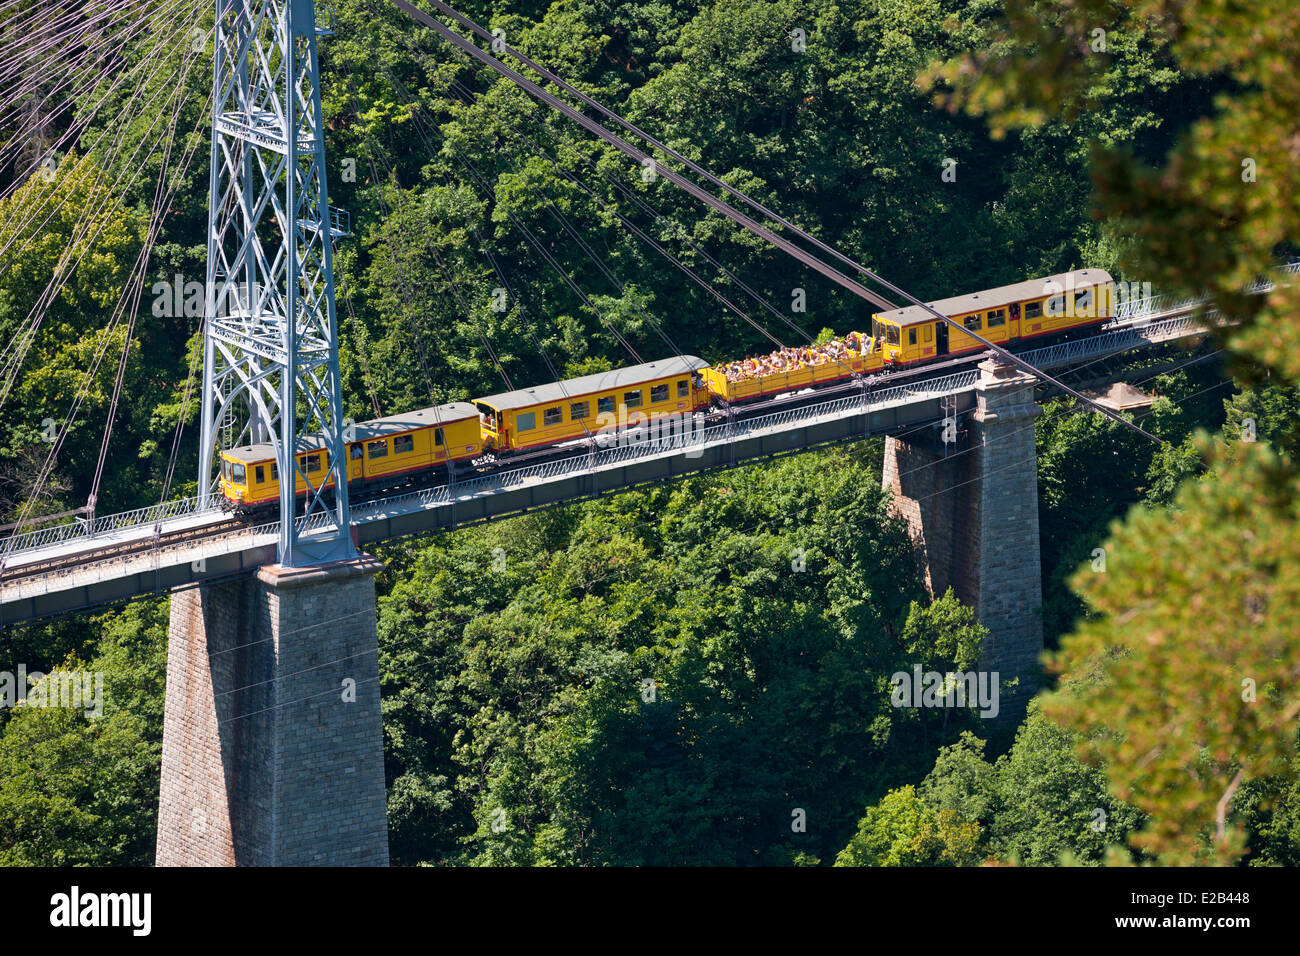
1111,260 -> 1299,322
0,495 -> 218,558
2,519 -> 281,597
1019,314 -> 1202,369
1112,292 -> 1205,323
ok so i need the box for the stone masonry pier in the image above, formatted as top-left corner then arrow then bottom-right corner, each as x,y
883,358 -> 1044,728
155,555 -> 389,866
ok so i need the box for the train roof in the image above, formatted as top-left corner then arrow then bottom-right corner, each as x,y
223,443 -> 278,464
475,356 -> 708,412
348,401 -> 479,440
220,401 -> 478,463
876,269 -> 1113,327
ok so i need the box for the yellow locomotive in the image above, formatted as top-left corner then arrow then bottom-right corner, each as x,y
219,269 -> 1113,512
870,268 -> 1113,365
219,403 -> 482,510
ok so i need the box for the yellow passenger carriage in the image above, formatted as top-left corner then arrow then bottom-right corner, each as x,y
346,403 -> 481,486
870,269 -> 1114,366
219,440 -> 336,509
474,356 -> 709,453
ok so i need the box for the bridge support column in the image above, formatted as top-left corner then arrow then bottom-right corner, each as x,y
156,555 -> 389,866
883,358 -> 1044,728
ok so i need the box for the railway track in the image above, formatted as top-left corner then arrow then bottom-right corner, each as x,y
0,516 -> 246,584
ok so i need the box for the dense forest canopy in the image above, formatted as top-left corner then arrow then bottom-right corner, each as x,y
0,0 -> 1214,522
0,0 -> 1296,866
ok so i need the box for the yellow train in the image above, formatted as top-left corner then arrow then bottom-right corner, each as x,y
219,269 -> 1113,512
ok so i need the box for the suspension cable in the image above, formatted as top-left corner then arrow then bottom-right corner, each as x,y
438,73 -> 799,348
389,0 -> 1164,445
418,0 -> 901,298
389,0 -> 898,311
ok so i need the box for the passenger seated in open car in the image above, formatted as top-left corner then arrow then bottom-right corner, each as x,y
714,332 -> 867,382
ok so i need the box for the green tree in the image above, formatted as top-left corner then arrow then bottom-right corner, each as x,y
0,599 -> 168,865
931,0 -> 1300,867
987,704 -> 1143,865
377,446 -> 995,865
845,706 -> 1143,866
836,785 -> 981,866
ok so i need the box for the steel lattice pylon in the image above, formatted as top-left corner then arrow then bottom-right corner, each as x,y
198,0 -> 355,566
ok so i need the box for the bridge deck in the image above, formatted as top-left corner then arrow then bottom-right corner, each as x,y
1,509 -> 230,571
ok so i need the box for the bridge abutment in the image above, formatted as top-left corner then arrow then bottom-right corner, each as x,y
883,358 -> 1044,728
156,555 -> 389,866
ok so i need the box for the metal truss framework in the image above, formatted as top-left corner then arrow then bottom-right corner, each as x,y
197,0 -> 354,566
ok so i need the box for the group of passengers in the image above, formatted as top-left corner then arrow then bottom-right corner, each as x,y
716,331 -> 869,383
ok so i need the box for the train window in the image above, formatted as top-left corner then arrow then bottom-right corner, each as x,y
651,384 -> 669,403
1024,300 -> 1043,320
255,465 -> 265,484
923,325 -> 933,343
987,309 -> 1006,327
434,428 -> 444,446
368,439 -> 388,459
571,401 -> 589,420
624,390 -> 643,408
598,396 -> 615,414
394,434 -> 414,454
350,444 -> 363,460
1074,289 -> 1092,315
300,452 -> 321,473
963,314 -> 981,331
677,379 -> 689,398
544,407 -> 562,426
233,463 -> 246,484
908,328 -> 917,346
271,462 -> 278,480
517,412 -> 536,431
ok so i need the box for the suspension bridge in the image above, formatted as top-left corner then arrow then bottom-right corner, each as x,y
0,295 -> 1263,626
